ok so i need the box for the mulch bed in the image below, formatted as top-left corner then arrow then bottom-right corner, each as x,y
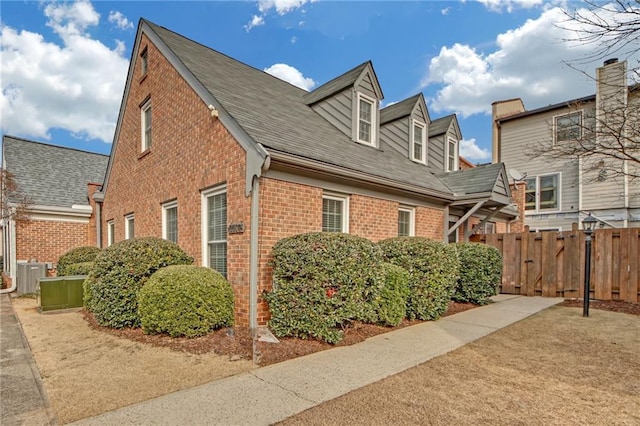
84,299 -> 639,366
83,301 -> 477,366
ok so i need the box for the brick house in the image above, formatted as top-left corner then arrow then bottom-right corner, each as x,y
1,136 -> 108,286
96,19 -> 519,329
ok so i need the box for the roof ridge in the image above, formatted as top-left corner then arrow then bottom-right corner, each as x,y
2,135 -> 109,157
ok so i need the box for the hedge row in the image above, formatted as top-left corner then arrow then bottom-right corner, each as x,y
265,233 -> 502,343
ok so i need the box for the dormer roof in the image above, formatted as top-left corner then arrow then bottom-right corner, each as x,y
303,61 -> 383,105
429,114 -> 462,139
380,93 -> 430,125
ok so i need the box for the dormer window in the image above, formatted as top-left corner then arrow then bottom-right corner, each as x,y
411,120 -> 427,164
446,137 -> 458,171
357,93 -> 376,146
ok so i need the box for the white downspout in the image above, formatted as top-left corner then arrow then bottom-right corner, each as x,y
1,219 -> 17,294
249,175 -> 260,332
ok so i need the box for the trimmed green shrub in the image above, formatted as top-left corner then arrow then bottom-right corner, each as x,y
372,263 -> 410,326
57,246 -> 101,276
84,237 -> 193,328
378,237 -> 459,321
454,243 -> 502,305
264,232 -> 385,344
61,262 -> 94,276
138,265 -> 234,337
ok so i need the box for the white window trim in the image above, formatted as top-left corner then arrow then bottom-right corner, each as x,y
355,92 -> 377,147
398,207 -> 415,237
125,214 -> 134,240
140,48 -> 148,75
201,185 -> 227,268
107,220 -> 115,246
446,137 -> 458,171
410,120 -> 427,164
141,99 -> 151,152
162,200 -> 178,242
524,172 -> 562,215
322,193 -> 350,233
553,110 -> 583,144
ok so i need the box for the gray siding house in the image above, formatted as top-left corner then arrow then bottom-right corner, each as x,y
493,59 -> 640,231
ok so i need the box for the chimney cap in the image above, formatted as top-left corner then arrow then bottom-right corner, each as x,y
604,58 -> 618,66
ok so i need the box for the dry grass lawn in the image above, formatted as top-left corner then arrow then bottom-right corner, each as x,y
281,306 -> 640,425
12,297 -> 255,424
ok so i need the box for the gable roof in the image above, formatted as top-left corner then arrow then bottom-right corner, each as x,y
429,114 -> 458,138
142,20 -> 453,196
2,135 -> 108,208
437,162 -> 510,198
380,94 -> 427,125
303,62 -> 370,105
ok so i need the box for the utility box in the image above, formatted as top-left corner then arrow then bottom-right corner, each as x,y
17,263 -> 47,294
39,275 -> 87,312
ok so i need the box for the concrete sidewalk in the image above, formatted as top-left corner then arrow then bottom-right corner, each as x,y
0,294 -> 55,426
74,295 -> 563,425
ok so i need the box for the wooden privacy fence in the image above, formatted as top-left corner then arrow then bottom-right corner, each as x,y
470,225 -> 639,303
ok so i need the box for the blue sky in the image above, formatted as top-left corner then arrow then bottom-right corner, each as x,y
2,1 -> 636,161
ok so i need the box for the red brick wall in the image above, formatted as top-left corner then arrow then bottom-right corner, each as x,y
16,219 -> 89,265
509,182 -> 526,233
101,34 -> 252,326
416,207 -> 444,240
349,195 -> 397,241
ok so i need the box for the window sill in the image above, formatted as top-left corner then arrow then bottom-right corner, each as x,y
138,149 -> 151,160
139,74 -> 148,84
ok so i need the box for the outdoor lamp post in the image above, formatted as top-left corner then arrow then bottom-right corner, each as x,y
582,213 -> 597,317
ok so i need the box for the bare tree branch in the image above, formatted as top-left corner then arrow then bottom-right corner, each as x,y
0,169 -> 32,222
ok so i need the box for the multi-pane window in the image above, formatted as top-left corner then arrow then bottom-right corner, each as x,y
447,137 -> 458,171
125,214 -> 135,239
398,208 -> 414,237
162,201 -> 178,244
412,121 -> 426,163
525,173 -> 560,212
107,220 -> 115,246
357,94 -> 375,145
204,189 -> 227,277
141,99 -> 152,151
555,112 -> 581,143
322,195 -> 348,233
141,48 -> 148,75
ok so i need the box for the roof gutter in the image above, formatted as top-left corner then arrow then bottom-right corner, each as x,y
267,150 -> 454,203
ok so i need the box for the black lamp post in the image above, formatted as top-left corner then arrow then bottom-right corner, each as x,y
582,213 -> 597,317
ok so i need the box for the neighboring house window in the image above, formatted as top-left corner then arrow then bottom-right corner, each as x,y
555,111 -> 582,143
202,187 -> 227,277
141,48 -> 148,75
125,214 -> 135,239
398,208 -> 415,237
411,121 -> 427,164
322,194 -> 349,233
162,201 -> 178,243
484,222 -> 496,234
525,173 -> 560,212
107,220 -> 115,246
141,99 -> 152,151
531,227 -> 562,232
356,93 -> 376,146
446,137 -> 458,171
448,220 -> 459,243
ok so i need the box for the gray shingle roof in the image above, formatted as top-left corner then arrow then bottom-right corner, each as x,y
436,163 -> 505,195
2,136 -> 109,208
148,21 -> 454,195
302,62 -> 370,105
380,94 -> 421,125
428,115 -> 455,137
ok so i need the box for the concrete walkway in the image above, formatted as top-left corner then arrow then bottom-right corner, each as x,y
0,294 -> 55,425
74,295 -> 563,425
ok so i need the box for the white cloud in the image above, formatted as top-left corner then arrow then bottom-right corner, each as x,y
460,138 -> 491,162
291,36 -> 297,44
258,0 -> 311,15
0,0 -> 129,143
108,11 -> 133,30
424,6 -> 639,118
478,0 -> 544,13
441,7 -> 451,16
244,14 -> 265,32
264,63 -> 316,90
